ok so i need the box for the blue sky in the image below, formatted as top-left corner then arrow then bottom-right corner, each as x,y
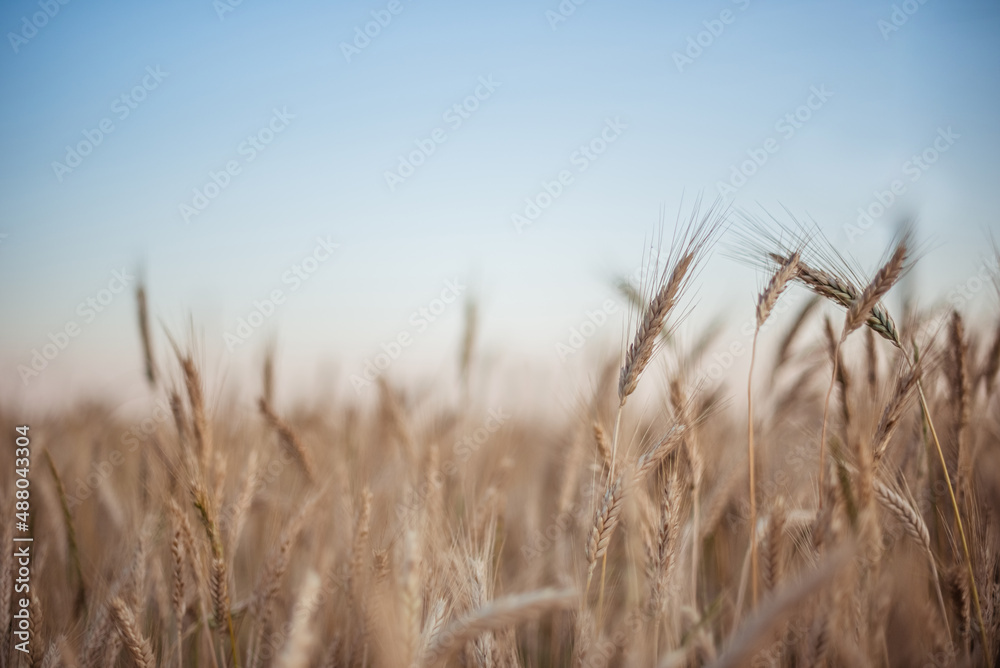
1,0 -> 998,407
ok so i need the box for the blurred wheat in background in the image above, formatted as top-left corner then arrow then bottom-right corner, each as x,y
2,207 -> 999,668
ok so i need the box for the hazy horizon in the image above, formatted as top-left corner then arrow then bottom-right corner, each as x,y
2,0 -> 999,411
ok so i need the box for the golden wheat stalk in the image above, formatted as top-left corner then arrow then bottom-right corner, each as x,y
709,543 -> 854,668
598,204 -> 723,619
423,588 -> 576,665
777,234 -> 987,656
873,478 -> 949,637
816,234 -> 908,509
747,251 -> 799,606
258,398 -> 317,484
110,597 -> 154,668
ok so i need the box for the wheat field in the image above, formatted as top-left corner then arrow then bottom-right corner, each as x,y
3,209 -> 999,668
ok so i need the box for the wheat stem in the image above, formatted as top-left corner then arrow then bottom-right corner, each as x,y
914,380 -> 988,657
747,330 -> 760,607
817,337 -> 841,511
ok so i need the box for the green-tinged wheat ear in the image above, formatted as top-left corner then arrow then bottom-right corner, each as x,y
814,234 -> 908,514
135,280 -> 158,387
777,255 -> 903,347
262,339 -> 276,407
842,234 -> 909,339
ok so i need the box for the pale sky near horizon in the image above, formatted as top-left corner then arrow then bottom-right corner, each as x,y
1,0 -> 998,411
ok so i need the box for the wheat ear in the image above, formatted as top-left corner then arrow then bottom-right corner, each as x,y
136,280 -> 158,387
748,252 -> 799,605
818,235 -> 908,509
110,597 -> 155,668
709,543 -> 853,668
423,588 -> 576,665
258,398 -> 317,484
873,478 -> 949,637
